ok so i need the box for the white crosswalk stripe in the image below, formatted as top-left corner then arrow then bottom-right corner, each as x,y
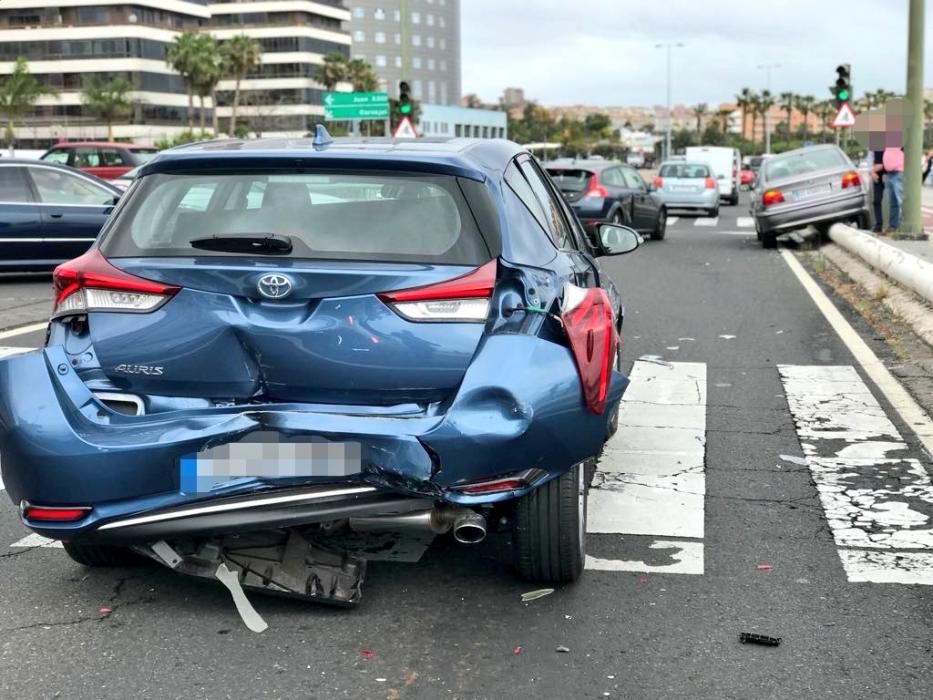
736,216 -> 755,228
10,534 -> 62,549
587,359 -> 706,575
666,216 -> 679,227
693,217 -> 718,227
780,365 -> 933,585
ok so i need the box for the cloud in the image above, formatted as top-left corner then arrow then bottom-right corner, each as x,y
461,0 -> 915,106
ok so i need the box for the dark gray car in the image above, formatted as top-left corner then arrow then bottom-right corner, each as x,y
750,144 -> 870,248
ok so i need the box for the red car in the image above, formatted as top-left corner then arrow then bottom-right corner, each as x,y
740,166 -> 755,188
39,142 -> 159,180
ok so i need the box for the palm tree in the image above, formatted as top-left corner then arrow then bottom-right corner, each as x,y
314,53 -> 349,91
795,95 -> 816,139
0,57 -> 57,155
736,87 -> 754,141
345,58 -> 379,92
692,103 -> 708,133
221,34 -> 262,135
189,33 -> 224,136
716,107 -> 732,133
815,100 -> 835,134
748,93 -> 762,146
81,76 -> 133,142
758,90 -> 775,149
166,31 -> 203,130
779,91 -> 796,129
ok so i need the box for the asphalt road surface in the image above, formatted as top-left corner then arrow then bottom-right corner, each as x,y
1,197 -> 932,699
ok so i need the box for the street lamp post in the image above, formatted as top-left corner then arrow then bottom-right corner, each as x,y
757,63 -> 780,154
656,42 -> 684,161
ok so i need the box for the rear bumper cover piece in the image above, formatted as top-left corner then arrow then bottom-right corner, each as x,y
0,339 -> 628,543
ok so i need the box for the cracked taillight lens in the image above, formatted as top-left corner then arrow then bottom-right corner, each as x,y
378,259 -> 496,322
561,284 -> 618,415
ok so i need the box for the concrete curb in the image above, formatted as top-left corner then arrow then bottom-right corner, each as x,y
828,223 -> 933,306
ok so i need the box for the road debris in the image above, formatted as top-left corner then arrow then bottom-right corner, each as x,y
739,633 -> 782,646
97,606 -> 112,616
556,645 -> 570,653
757,564 -> 773,572
361,649 -> 375,659
718,334 -> 736,340
512,646 -> 523,655
521,588 -> 554,602
778,454 -> 808,466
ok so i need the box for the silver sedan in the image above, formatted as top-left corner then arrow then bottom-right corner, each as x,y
651,161 -> 721,216
750,144 -> 870,248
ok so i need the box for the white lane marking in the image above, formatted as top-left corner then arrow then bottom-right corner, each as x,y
586,540 -> 704,575
10,534 -> 63,549
837,550 -> 933,584
0,322 -> 46,341
716,230 -> 755,236
587,361 -> 706,573
694,217 -> 719,227
666,216 -> 680,227
780,249 -> 933,455
737,216 -> 755,228
0,346 -> 33,358
780,364 -> 933,583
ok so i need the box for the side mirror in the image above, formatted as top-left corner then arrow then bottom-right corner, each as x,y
646,182 -> 657,192
597,223 -> 641,256
111,194 -> 122,205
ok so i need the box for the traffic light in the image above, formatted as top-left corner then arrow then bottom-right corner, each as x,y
398,80 -> 412,115
832,64 -> 851,107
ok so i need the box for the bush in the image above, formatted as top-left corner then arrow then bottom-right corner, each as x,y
153,130 -> 202,150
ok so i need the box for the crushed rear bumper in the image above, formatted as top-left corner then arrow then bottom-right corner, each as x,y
0,339 -> 627,543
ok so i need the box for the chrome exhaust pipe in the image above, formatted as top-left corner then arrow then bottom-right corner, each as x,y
452,511 -> 487,544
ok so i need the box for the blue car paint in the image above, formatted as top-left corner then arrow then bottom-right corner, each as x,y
0,138 -> 630,543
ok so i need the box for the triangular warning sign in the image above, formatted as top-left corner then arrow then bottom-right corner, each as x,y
832,103 -> 856,128
392,116 -> 418,139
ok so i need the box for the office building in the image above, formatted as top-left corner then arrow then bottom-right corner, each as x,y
346,0 -> 461,105
419,103 -> 505,139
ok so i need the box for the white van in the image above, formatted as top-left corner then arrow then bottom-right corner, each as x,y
685,146 -> 741,205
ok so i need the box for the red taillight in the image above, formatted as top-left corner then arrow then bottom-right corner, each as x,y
762,189 -> 785,207
378,259 -> 496,322
450,469 -> 544,495
52,249 -> 179,318
653,176 -> 663,189
23,505 -> 91,522
704,177 -> 716,189
841,171 -> 861,188
584,174 -> 608,198
561,285 -> 617,415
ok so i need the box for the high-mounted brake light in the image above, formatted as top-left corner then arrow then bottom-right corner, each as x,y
704,177 -> 716,189
22,504 -> 91,522
762,189 -> 785,207
841,171 -> 861,188
378,259 -> 496,322
560,284 -> 618,415
583,173 -> 608,198
52,249 -> 179,319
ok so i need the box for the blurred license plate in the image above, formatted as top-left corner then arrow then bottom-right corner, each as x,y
180,433 -> 362,494
792,184 -> 830,200
671,185 -> 695,192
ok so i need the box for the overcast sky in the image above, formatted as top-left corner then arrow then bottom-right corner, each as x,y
460,0 -> 928,107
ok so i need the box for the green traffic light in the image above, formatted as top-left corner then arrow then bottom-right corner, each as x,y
400,103 -> 411,114
838,89 -> 849,101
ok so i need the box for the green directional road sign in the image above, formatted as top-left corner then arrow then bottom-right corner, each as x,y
323,91 -> 389,121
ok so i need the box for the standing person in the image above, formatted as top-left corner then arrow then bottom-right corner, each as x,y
923,148 -> 933,185
883,146 -> 905,231
870,149 -> 885,232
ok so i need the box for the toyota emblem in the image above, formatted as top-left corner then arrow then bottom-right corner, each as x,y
257,273 -> 293,299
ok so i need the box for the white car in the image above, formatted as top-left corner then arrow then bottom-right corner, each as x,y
685,146 -> 741,205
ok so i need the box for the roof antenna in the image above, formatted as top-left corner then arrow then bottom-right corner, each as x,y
312,124 -> 333,148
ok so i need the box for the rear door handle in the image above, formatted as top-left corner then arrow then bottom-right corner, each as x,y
49,213 -> 64,219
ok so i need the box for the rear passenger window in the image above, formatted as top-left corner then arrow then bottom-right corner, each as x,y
74,148 -> 101,168
101,148 -> 131,166
515,158 -> 573,249
621,168 -> 646,190
0,167 -> 31,202
602,169 -> 625,187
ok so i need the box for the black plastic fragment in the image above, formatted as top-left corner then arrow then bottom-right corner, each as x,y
739,632 -> 782,646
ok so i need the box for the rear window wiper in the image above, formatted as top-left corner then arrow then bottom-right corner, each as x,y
189,234 -> 294,255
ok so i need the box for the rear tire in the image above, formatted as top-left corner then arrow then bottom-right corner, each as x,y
652,208 -> 667,240
63,541 -> 143,567
729,190 -> 740,206
513,461 -> 587,583
708,206 -> 720,218
761,230 -> 777,249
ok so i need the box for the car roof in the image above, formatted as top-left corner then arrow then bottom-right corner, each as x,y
543,159 -> 622,171
660,160 -> 710,168
766,144 -> 840,160
46,141 -> 153,150
140,137 -> 525,182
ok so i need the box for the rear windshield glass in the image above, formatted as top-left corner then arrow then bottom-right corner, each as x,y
100,171 -> 492,265
659,163 -> 710,178
765,149 -> 844,180
545,169 -> 592,192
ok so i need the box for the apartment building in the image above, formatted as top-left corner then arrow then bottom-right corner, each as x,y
346,0 -> 460,105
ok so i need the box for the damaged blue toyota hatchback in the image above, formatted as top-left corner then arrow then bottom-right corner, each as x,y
0,131 -> 637,604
